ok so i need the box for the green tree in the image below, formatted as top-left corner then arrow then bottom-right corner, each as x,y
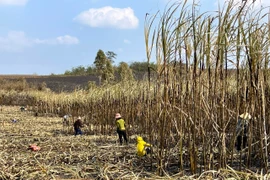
94,50 -> 107,73
106,51 -> 117,63
64,70 -> 72,75
94,49 -> 107,84
94,49 -> 114,83
72,66 -> 86,75
129,62 -> 156,72
103,60 -> 114,82
86,65 -> 96,75
118,62 -> 134,81
64,65 -> 87,75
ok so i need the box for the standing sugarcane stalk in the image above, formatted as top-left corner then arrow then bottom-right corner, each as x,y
260,80 -> 268,170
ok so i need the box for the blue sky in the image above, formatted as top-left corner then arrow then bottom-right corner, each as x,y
0,0 -> 269,75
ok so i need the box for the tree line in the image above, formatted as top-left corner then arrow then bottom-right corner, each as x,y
63,49 -> 157,83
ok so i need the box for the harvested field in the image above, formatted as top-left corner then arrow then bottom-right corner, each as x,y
0,106 -> 149,180
0,106 -> 269,180
25,75 -> 99,93
0,72 -> 149,93
0,75 -> 99,93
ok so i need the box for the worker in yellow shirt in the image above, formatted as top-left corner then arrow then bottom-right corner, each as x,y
115,113 -> 128,145
137,136 -> 152,156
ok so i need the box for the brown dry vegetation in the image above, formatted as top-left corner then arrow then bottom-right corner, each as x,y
0,106 -> 154,180
1,0 -> 270,179
0,106 -> 268,180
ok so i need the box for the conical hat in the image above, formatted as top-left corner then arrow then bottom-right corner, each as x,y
239,112 -> 251,120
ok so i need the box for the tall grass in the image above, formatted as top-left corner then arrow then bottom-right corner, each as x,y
144,0 -> 270,175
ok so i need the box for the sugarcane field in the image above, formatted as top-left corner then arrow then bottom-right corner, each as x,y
1,0 -> 270,180
0,101 -> 268,180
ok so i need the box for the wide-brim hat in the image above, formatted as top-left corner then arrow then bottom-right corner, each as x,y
239,113 -> 251,120
115,113 -> 121,119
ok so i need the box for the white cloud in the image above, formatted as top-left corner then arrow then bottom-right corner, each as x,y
0,0 -> 28,6
0,31 -> 32,52
0,31 -> 79,52
162,0 -> 194,6
74,6 -> 139,29
35,35 -> 79,45
124,39 -> 131,44
117,48 -> 123,52
56,35 -> 79,45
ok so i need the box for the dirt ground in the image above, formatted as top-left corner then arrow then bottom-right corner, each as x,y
0,106 -> 268,180
0,106 -> 171,180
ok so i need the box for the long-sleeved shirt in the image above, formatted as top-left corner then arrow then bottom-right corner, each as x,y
74,119 -> 83,129
116,118 -> 126,131
236,113 -> 251,136
236,118 -> 248,136
137,136 -> 151,156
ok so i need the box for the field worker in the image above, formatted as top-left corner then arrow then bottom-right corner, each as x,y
236,112 -> 252,151
20,106 -> 25,112
74,116 -> 83,136
115,113 -> 128,145
11,119 -> 18,123
56,106 -> 61,114
63,114 -> 70,126
137,136 -> 152,156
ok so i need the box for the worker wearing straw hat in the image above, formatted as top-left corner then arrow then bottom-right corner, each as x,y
236,112 -> 252,151
115,113 -> 128,145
